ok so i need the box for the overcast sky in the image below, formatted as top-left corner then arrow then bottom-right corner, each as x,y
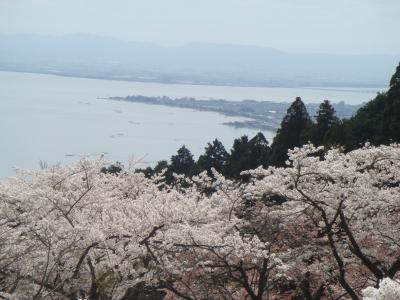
1,0 -> 399,55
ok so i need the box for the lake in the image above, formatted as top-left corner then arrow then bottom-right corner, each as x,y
0,71 -> 385,178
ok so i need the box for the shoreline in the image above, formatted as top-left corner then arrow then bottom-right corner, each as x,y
0,67 -> 384,90
107,95 -> 362,131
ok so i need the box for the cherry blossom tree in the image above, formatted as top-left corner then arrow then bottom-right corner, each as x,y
0,158 -> 279,300
2,143 -> 400,299
156,172 -> 284,300
244,143 -> 400,299
362,278 -> 400,300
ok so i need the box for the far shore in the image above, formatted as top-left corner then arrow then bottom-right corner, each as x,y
0,67 -> 384,90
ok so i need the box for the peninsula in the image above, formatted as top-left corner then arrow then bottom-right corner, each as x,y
107,95 -> 362,131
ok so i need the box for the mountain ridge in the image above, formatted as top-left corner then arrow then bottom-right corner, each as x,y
0,33 -> 398,87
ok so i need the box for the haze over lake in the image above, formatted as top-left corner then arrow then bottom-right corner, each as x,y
0,71 -> 384,178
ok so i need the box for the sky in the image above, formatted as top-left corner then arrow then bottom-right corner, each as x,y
0,0 -> 399,55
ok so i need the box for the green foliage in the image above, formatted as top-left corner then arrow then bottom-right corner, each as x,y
325,120 -> 348,147
101,162 -> 123,175
154,160 -> 169,174
248,132 -> 270,167
197,139 -> 228,176
346,92 -> 388,147
313,100 -> 339,146
141,167 -> 155,178
389,62 -> 400,90
135,161 -> 169,179
225,132 -> 270,178
268,97 -> 312,166
170,145 -> 196,177
345,63 -> 400,148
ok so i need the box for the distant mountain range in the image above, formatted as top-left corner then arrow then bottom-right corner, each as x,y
0,34 -> 398,87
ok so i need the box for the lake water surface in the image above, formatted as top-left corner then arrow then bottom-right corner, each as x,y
0,71 -> 385,178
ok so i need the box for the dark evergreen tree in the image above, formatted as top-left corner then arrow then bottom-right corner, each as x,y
313,100 -> 339,146
225,132 -> 270,178
248,132 -> 270,167
101,162 -> 123,175
346,62 -> 400,149
170,145 -> 196,177
345,93 -> 387,148
225,135 -> 250,178
197,139 -> 228,176
389,62 -> 400,90
268,97 -> 312,167
140,167 -> 154,178
154,160 -> 169,174
325,120 -> 347,147
388,63 -> 400,142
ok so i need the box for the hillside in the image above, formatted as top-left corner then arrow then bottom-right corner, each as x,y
346,63 -> 400,148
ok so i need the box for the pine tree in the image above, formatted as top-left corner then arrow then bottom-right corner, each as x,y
389,62 -> 400,91
346,62 -> 400,148
313,100 -> 339,146
170,145 -> 196,176
197,139 -> 228,176
387,62 -> 400,143
268,97 -> 312,166
325,120 -> 347,148
154,160 -> 169,174
225,135 -> 250,178
248,132 -> 270,167
225,132 -> 270,178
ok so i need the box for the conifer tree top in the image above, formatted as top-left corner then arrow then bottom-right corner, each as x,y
389,62 -> 400,91
282,96 -> 310,124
